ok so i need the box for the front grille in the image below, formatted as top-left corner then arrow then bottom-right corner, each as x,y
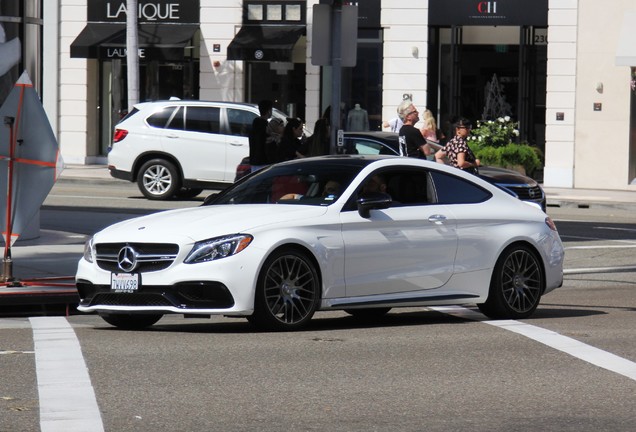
78,282 -> 235,310
92,292 -> 173,307
502,185 -> 544,201
95,242 -> 179,273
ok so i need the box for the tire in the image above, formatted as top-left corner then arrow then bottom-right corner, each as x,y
99,313 -> 163,330
175,187 -> 203,199
478,244 -> 544,319
249,248 -> 320,331
137,159 -> 181,200
344,307 -> 391,320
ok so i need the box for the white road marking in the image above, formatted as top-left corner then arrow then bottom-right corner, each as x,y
565,245 -> 636,250
430,306 -> 636,381
30,317 -> 104,432
564,265 -> 636,275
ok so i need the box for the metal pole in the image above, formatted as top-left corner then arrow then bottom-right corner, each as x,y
2,116 -> 15,282
329,3 -> 342,154
126,0 -> 139,111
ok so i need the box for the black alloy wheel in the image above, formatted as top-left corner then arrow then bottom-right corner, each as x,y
249,249 -> 320,331
478,244 -> 544,319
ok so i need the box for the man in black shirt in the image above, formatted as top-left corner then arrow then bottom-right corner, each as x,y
397,100 -> 431,158
249,100 -> 273,172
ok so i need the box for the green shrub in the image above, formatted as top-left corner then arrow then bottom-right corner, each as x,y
468,116 -> 542,174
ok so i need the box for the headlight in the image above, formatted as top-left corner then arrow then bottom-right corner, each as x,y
184,234 -> 253,264
83,237 -> 94,263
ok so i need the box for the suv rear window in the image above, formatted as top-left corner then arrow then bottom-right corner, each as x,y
146,107 -> 177,128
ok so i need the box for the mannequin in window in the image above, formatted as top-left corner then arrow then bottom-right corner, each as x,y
346,103 -> 369,132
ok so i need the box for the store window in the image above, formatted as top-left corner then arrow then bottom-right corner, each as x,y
0,0 -> 42,105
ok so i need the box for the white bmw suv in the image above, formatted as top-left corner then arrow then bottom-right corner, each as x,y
108,100 -> 289,200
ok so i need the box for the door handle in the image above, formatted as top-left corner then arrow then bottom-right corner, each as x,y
229,142 -> 243,146
428,214 -> 447,224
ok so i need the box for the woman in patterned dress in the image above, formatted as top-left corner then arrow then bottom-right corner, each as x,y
435,118 -> 481,174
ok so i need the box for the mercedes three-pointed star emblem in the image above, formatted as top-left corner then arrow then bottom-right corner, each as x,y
117,245 -> 138,272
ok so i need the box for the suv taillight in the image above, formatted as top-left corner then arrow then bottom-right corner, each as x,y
113,129 -> 128,143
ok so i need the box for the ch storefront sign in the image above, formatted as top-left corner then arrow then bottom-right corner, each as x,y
429,0 -> 547,26
89,0 -> 199,24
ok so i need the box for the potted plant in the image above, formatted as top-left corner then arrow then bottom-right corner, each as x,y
469,116 -> 542,176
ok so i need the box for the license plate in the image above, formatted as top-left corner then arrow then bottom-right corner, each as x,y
111,273 -> 139,292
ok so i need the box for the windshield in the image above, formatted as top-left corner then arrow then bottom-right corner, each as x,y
209,159 -> 367,206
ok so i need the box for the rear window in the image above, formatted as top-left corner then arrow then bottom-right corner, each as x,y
430,171 -> 492,204
146,106 -> 177,128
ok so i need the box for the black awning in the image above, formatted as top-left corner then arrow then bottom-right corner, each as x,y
227,25 -> 305,62
70,23 -> 199,60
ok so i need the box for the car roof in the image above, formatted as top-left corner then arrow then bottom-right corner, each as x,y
134,100 -> 260,110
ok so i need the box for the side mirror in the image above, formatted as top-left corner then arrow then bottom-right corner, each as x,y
202,193 -> 219,206
357,192 -> 392,218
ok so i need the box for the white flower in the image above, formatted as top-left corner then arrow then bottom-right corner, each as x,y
513,130 -> 519,136
497,117 -> 505,123
478,136 -> 483,141
504,116 -> 510,122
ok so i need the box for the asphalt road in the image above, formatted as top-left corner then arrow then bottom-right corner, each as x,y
0,181 -> 634,431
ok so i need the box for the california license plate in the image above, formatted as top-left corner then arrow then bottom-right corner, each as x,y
111,273 -> 139,292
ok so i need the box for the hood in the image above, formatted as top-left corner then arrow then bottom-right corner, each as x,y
478,166 -> 537,186
93,204 -> 329,243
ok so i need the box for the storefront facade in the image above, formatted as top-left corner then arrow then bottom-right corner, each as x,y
49,0 -> 636,191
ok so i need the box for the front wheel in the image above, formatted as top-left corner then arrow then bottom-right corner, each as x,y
137,159 -> 181,200
99,313 -> 163,330
249,249 -> 320,331
478,244 -> 544,319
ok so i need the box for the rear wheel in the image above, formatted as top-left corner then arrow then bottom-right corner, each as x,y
249,249 -> 320,331
137,159 -> 181,200
99,313 -> 163,330
478,244 -> 544,319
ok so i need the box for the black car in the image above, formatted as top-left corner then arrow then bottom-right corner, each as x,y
235,131 -> 546,211
341,132 -> 546,211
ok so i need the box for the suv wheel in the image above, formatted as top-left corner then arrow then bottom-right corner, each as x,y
137,159 -> 182,200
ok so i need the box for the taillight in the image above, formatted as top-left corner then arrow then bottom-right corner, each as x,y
113,129 -> 128,143
545,217 -> 558,231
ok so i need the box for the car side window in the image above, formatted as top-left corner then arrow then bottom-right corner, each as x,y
146,106 -> 177,128
227,108 -> 257,137
352,139 -> 383,155
429,171 -> 492,204
344,138 -> 396,156
383,169 -> 433,206
165,106 -> 184,130
185,106 -> 221,134
343,167 -> 433,211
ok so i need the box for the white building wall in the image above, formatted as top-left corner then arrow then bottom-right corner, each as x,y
543,0 -> 578,188
380,1 -> 428,123
573,0 -> 635,190
199,1 -> 243,101
58,0 -> 96,164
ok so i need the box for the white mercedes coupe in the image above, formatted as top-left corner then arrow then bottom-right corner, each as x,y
76,156 -> 564,331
